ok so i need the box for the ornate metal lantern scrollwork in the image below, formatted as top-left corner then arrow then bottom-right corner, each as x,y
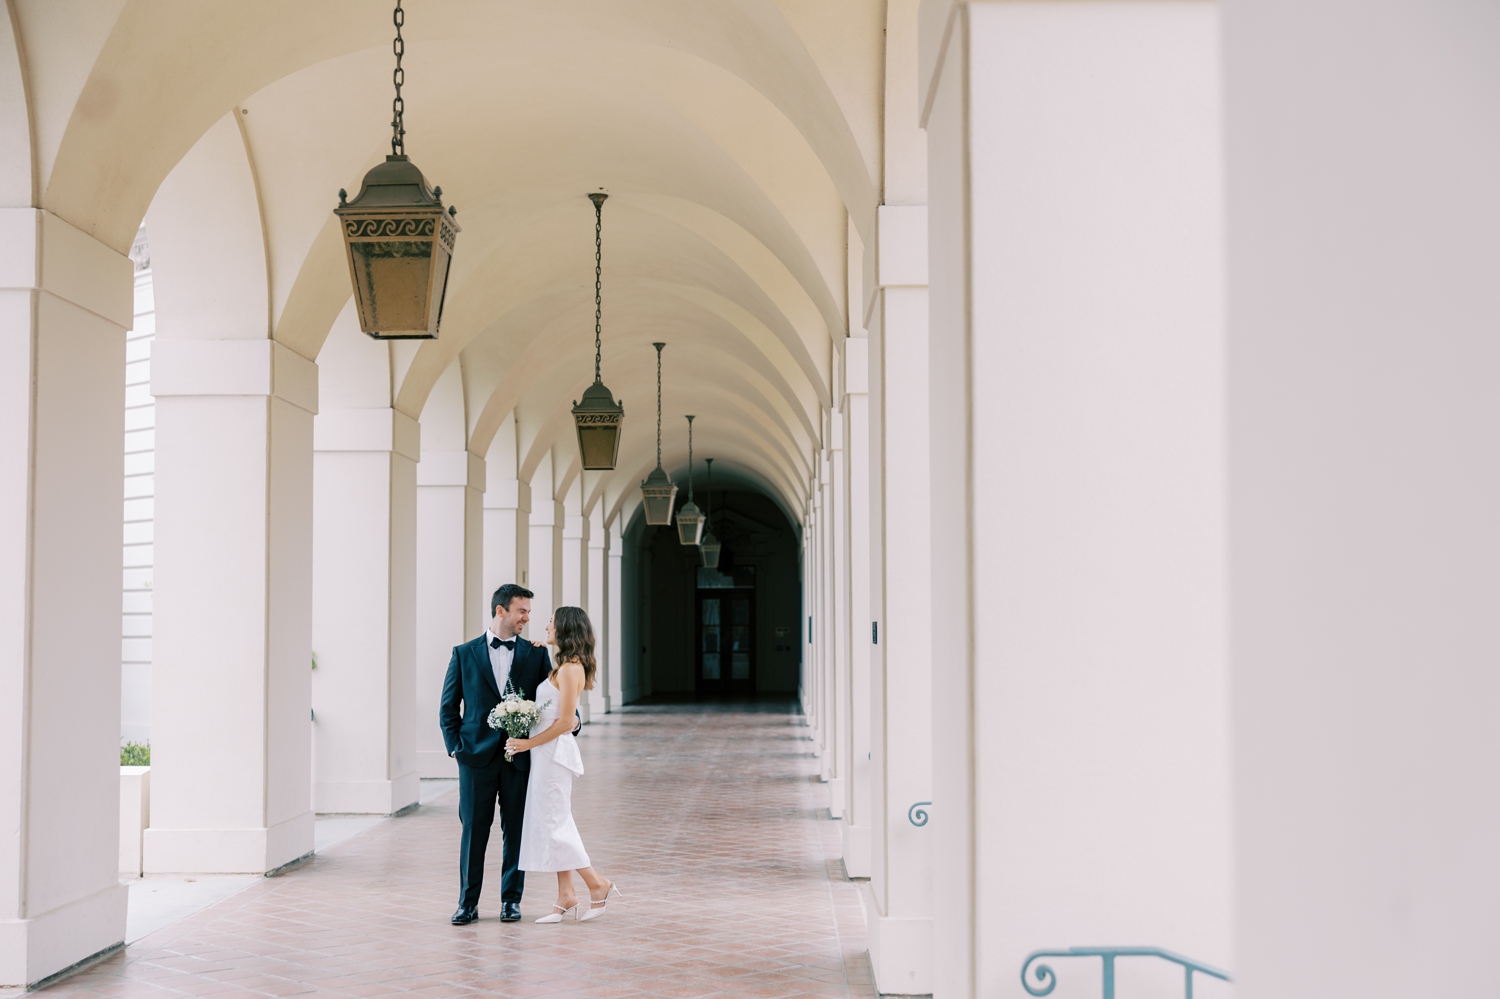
571,193 -> 624,469
640,343 -> 678,525
334,0 -> 459,339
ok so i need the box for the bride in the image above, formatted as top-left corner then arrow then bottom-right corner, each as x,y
505,605 -> 621,923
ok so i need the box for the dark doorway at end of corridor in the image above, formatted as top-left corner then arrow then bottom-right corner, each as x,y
620,489 -> 801,704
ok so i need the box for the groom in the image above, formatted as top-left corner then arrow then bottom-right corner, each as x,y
440,583 -> 552,925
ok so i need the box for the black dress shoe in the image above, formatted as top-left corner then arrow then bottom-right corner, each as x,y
500,901 -> 521,922
451,905 -> 478,925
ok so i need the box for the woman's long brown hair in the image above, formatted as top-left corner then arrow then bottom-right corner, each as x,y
551,605 -> 597,690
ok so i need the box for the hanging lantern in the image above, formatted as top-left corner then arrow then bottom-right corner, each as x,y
334,0 -> 460,340
640,343 -> 678,525
572,193 -> 624,469
700,457 -> 722,568
676,415 -> 706,546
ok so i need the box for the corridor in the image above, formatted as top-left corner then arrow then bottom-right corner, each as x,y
40,709 -> 870,999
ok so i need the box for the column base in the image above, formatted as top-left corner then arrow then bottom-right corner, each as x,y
417,750 -> 458,778
829,776 -> 846,817
143,810 -> 314,874
840,822 -> 871,877
861,883 -> 932,995
0,881 -> 128,988
313,771 -> 419,814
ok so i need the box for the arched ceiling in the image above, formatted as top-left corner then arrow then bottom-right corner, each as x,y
16,0 -> 885,528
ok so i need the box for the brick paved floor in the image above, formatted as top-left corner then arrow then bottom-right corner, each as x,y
38,705 -> 874,999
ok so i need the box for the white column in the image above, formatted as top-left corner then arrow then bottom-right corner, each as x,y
864,202 -> 934,996
527,454 -> 562,640
310,409 -> 420,814
483,415 -> 528,611
147,337 -> 316,873
561,491 -> 587,609
606,513 -> 625,711
842,338 -> 873,877
560,483 -> 588,720
415,450 -> 485,779
586,506 -> 608,713
828,426 -> 849,822
822,474 -> 834,786
0,210 -> 132,986
1224,3 -> 1500,996
922,4 -> 1231,997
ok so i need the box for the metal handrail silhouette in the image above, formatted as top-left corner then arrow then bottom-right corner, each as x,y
1021,946 -> 1230,999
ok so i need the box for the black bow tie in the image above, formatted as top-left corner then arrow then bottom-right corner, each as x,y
490,637 -> 516,650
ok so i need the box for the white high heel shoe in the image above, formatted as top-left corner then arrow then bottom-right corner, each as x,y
579,881 -> 623,923
534,901 -> 580,924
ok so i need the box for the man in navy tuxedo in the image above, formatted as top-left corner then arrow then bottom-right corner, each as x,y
440,583 -> 552,925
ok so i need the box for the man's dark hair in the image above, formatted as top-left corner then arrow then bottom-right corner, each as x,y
491,583 -> 534,616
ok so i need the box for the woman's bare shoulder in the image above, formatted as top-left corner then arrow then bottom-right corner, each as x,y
553,659 -> 587,682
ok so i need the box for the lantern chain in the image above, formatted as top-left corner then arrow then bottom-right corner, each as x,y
654,342 -> 665,469
391,1 -> 406,157
593,194 -> 604,382
686,415 -> 695,502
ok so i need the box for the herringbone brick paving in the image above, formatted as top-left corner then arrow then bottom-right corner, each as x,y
36,706 -> 874,999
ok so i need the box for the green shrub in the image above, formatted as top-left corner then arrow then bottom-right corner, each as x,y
120,741 -> 150,766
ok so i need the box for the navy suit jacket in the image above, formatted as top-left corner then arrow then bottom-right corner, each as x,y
439,634 -> 551,772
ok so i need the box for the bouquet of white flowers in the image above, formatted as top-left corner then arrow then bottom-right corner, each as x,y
486,681 -> 550,762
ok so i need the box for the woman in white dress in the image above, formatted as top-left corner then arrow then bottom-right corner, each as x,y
506,605 -> 621,923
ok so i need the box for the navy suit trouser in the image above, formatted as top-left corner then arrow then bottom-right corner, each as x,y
457,752 -> 528,907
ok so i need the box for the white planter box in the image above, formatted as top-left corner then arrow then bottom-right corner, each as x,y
120,766 -> 150,876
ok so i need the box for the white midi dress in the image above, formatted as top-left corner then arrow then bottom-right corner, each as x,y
518,674 -> 591,872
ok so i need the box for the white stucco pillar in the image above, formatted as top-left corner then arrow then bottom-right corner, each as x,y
798,525 -> 807,713
586,506 -> 608,713
559,483 -> 588,720
483,477 -> 529,602
483,415 -> 528,613
829,421 -> 849,821
841,338 -> 872,877
922,4 -> 1231,997
310,409 -> 420,814
815,473 -> 835,784
606,513 -> 625,711
147,337 -> 316,874
415,450 -> 484,779
0,210 -> 132,986
561,495 -> 587,609
1224,3 -> 1499,996
527,456 -> 562,642
864,202 -> 934,996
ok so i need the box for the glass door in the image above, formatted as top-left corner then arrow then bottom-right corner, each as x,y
697,591 -> 755,696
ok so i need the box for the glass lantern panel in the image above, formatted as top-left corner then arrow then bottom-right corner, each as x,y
641,491 -> 677,525
676,514 -> 704,546
576,424 -> 620,470
350,240 -> 433,332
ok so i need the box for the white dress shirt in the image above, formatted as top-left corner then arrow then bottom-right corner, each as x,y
486,628 -> 518,695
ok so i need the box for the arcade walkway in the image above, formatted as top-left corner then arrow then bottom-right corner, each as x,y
39,708 -> 871,999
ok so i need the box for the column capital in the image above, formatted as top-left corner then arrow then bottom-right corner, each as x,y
484,477 -> 531,512
313,407 -> 419,460
844,337 -> 869,397
152,339 -> 318,415
417,449 -> 485,490
862,204 -> 930,327
0,208 -> 134,327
